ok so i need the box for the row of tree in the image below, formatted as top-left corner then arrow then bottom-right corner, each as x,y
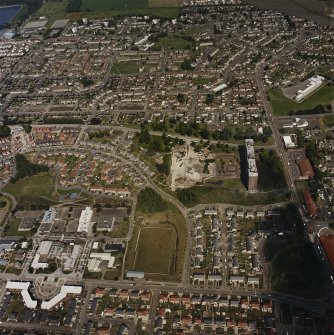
11,154 -> 49,183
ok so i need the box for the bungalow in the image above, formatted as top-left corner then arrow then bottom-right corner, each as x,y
193,273 -> 205,282
97,327 -> 110,335
238,320 -> 248,329
181,316 -> 192,326
140,291 -> 151,302
118,289 -> 129,300
203,317 -> 213,326
193,317 -> 202,325
241,298 -> 250,309
230,299 -> 240,308
248,277 -> 260,287
218,297 -> 229,307
169,294 -> 181,304
262,300 -> 272,313
251,301 -> 261,310
226,208 -> 234,217
136,309 -> 149,322
159,294 -> 169,303
215,317 -> 225,327
229,275 -> 245,285
191,295 -> 202,304
102,307 -> 114,317
204,209 -> 217,216
94,288 -> 105,298
226,319 -> 235,328
127,309 -> 135,319
181,295 -> 191,306
115,308 -> 125,318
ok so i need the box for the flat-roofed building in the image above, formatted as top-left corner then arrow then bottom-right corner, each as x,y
125,270 -> 145,279
31,240 -> 52,269
6,281 -> 37,309
77,207 -> 93,233
245,139 -> 258,192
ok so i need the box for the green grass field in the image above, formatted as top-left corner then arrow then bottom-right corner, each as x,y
68,7 -> 179,19
11,4 -> 28,24
111,62 -> 139,74
152,34 -> 192,50
271,243 -> 327,298
134,227 -> 175,274
149,0 -> 181,7
268,85 -> 334,116
177,185 -> 290,207
4,218 -> 32,237
32,1 -> 68,22
125,187 -> 187,281
81,0 -> 148,11
324,114 -> 334,127
3,173 -> 55,198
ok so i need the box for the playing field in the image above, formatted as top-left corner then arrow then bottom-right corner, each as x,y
268,85 -> 334,116
3,172 -> 55,197
134,227 -> 175,274
81,0 -> 148,11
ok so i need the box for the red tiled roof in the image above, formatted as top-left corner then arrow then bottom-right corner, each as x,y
320,235 -> 334,270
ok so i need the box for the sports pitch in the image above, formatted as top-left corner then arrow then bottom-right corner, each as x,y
133,226 -> 176,274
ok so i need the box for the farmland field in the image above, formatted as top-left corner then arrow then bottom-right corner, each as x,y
67,7 -> 179,19
32,1 -> 68,22
134,227 -> 175,274
149,0 -> 182,7
81,0 -> 148,11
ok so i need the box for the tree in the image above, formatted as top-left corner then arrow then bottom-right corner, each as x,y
0,125 -> 11,138
138,126 -> 150,144
205,94 -> 214,105
176,93 -> 185,104
199,125 -> 210,139
11,154 -> 49,183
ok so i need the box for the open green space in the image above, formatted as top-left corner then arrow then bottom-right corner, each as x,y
5,267 -> 22,275
81,0 -> 148,11
68,7 -> 179,19
271,243 -> 327,298
134,227 -> 175,274
11,4 -> 29,24
106,219 -> 129,238
257,149 -> 287,191
3,218 -> 33,237
104,269 -> 121,280
125,187 -> 186,281
111,62 -> 139,74
268,85 -> 334,116
177,185 -> 290,207
136,187 -> 168,213
83,269 -> 102,280
323,114 -> 334,127
151,34 -> 192,50
4,172 -> 55,198
32,1 -> 67,21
